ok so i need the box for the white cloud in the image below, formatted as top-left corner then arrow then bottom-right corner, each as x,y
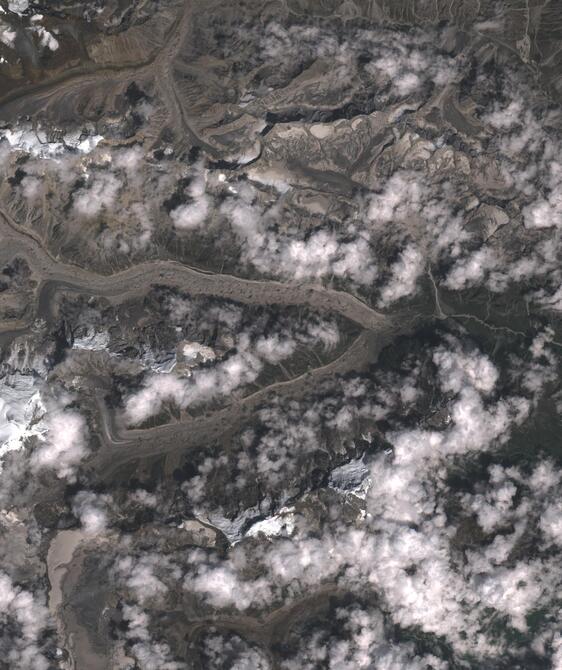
367,173 -> 424,225
523,194 -> 562,230
124,374 -> 186,426
202,631 -> 270,670
462,465 -> 519,533
113,146 -> 144,172
8,0 -> 28,15
445,247 -> 498,290
29,25 -> 59,50
532,284 -> 562,312
31,408 -> 88,479
170,197 -> 210,230
378,244 -> 424,306
121,604 -> 185,670
254,334 -> 296,364
0,571 -> 50,670
72,491 -> 111,535
433,344 -> 498,395
540,501 -> 562,547
281,605 -> 447,670
114,554 -> 171,604
221,195 -> 377,285
473,562 -> 546,631
73,171 -> 121,217
0,21 -> 16,47
124,342 -> 262,426
170,166 -> 210,230
20,175 -> 42,200
179,336 -> 549,659
124,312 -> 340,425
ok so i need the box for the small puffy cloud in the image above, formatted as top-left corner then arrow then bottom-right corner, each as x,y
275,26 -> 456,102
0,571 -> 50,670
483,100 -> 524,131
113,146 -> 144,172
170,197 -> 210,230
72,491 -> 111,535
29,25 -> 59,51
124,311 -> 340,425
114,554 -> 172,604
280,605 -> 447,670
523,194 -> 562,230
0,21 -> 16,47
170,166 -> 210,230
263,227 -> 376,284
473,562 -> 546,632
121,604 -> 185,670
31,408 -> 88,479
367,173 -> 424,225
540,501 -> 562,547
73,171 -> 121,217
530,328 -> 555,360
8,0 -> 28,14
185,552 -> 275,610
528,460 -> 561,494
124,345 -> 262,426
124,374 -> 186,426
533,285 -> 562,312
202,631 -> 270,670
129,489 -> 158,508
304,318 -> 340,351
444,247 -> 498,290
378,244 -> 424,306
20,175 -> 42,200
433,344 -> 498,395
462,465 -> 519,533
221,195 -> 377,285
254,334 -> 296,364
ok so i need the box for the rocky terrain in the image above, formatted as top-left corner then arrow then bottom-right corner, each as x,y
0,0 -> 561,668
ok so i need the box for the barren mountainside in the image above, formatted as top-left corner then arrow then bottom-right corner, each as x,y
0,1 -> 561,669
